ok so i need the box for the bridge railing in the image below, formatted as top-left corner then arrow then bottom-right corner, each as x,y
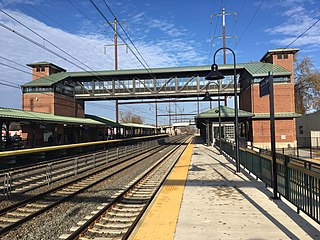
218,139 -> 320,224
74,76 -> 240,97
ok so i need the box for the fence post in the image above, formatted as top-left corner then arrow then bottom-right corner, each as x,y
46,163 -> 52,185
117,148 -> 119,159
310,144 -> 313,159
296,145 -> 299,158
3,172 -> 12,197
106,150 -> 109,164
284,155 -> 289,198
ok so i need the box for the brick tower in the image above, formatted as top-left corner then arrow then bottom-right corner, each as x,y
240,49 -> 299,148
22,62 -> 85,118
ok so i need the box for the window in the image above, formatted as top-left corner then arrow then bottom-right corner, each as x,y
283,54 -> 288,59
40,67 -> 45,72
299,126 -> 304,134
277,54 -> 283,59
225,125 -> 234,140
36,67 -> 41,72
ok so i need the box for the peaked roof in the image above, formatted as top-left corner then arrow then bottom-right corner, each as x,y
21,62 -> 291,87
26,62 -> 66,72
0,108 -> 158,129
260,48 -> 299,62
0,108 -> 104,125
196,106 -> 254,119
85,114 -> 120,127
121,122 -> 157,129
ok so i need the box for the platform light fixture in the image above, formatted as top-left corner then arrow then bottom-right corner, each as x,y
205,63 -> 225,80
206,47 -> 240,172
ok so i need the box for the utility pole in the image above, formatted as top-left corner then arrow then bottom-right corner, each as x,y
211,8 -> 237,64
104,18 -> 127,126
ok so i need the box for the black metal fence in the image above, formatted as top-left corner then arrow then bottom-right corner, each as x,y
219,139 -> 320,224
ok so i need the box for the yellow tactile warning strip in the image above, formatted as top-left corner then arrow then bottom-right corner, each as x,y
132,140 -> 194,240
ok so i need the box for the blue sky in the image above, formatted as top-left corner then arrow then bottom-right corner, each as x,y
0,0 -> 319,125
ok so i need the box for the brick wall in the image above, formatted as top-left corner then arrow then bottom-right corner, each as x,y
23,93 -> 55,113
31,65 -> 65,80
239,87 -> 252,112
54,94 -> 84,118
31,68 -> 50,80
272,54 -> 295,76
252,119 -> 297,148
23,92 -> 85,118
251,83 -> 295,113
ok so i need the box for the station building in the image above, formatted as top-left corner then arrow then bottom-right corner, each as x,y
196,48 -> 300,148
1,48 -> 299,150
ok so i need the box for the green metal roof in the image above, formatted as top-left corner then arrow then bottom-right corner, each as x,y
85,114 -> 120,127
253,112 -> 301,119
121,122 -> 157,129
0,108 -> 104,125
21,62 -> 291,87
22,72 -> 70,87
196,106 -> 254,119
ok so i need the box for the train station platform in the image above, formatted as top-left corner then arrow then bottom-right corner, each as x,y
131,137 -> 320,240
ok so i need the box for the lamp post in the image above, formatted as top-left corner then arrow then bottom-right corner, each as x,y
205,47 -> 240,172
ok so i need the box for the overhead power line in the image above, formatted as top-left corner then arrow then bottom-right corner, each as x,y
25,4 -> 113,65
101,0 -> 157,80
0,82 -> 20,89
89,0 -> 158,82
65,0 -> 138,69
91,0 -> 161,114
237,0 -> 264,44
283,18 -> 320,50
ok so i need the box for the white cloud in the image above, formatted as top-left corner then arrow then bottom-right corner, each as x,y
265,1 -> 320,48
0,8 -> 207,116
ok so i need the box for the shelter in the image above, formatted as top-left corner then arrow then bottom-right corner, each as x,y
195,106 -> 254,146
0,108 -> 158,150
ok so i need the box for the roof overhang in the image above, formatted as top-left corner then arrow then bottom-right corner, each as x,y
26,62 -> 66,72
260,48 -> 299,62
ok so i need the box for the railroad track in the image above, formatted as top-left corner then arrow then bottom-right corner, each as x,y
0,136 -> 186,237
60,136 -> 192,240
0,139 -> 161,196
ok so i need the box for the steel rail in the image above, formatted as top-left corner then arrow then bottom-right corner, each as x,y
0,136 -> 183,236
64,136 -> 192,240
0,134 -> 167,158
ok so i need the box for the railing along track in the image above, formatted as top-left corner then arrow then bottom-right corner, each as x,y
61,136 -> 192,240
0,136 -> 185,236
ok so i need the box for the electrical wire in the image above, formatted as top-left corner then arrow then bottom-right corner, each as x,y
101,0 -> 158,81
24,4 -> 113,66
283,18 -> 320,50
64,0 -> 138,69
89,0 -> 158,82
237,0 -> 264,44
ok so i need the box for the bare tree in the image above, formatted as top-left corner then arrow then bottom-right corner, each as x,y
294,56 -> 320,114
120,110 -> 144,124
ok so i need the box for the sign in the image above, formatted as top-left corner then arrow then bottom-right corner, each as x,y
259,76 -> 270,97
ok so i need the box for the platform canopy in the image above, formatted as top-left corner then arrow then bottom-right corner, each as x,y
195,106 -> 254,126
